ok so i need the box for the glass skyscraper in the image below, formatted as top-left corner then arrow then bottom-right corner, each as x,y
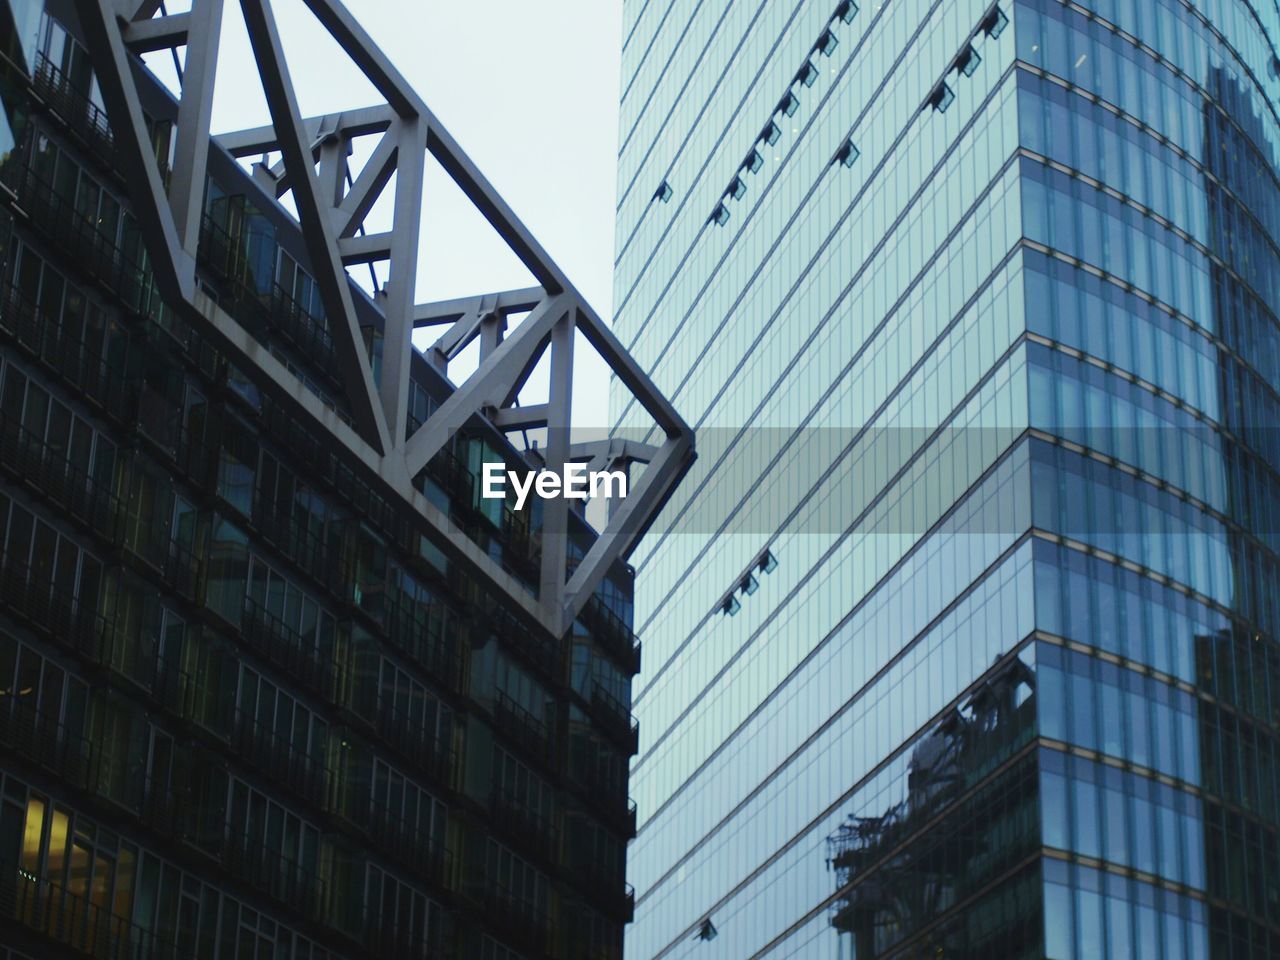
613,1 -> 1280,958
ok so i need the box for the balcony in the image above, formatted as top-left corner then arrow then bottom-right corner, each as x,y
489,606 -> 561,680
0,858 -> 191,960
366,921 -> 446,960
589,682 -> 640,757
32,52 -> 116,170
221,831 -> 325,920
267,283 -> 340,386
240,595 -> 333,698
473,879 -> 550,957
0,699 -> 94,789
567,759 -> 637,840
18,167 -> 146,306
0,551 -> 103,660
232,709 -> 329,802
492,691 -> 553,768
373,706 -> 456,790
252,506 -> 346,602
579,595 -> 642,676
151,657 -> 227,735
489,787 -> 559,866
384,602 -> 461,693
163,538 -> 202,603
424,446 -> 473,505
0,284 -> 133,425
363,805 -> 453,887
0,407 -> 122,545
573,858 -> 635,924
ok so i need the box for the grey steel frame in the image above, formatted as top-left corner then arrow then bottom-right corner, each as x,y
75,0 -> 694,638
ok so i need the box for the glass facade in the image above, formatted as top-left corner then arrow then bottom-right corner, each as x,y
0,3 -> 643,959
613,0 -> 1280,957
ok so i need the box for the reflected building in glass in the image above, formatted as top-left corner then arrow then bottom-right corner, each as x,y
612,0 -> 1280,957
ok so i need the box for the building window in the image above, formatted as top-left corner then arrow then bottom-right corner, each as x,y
743,149 -> 764,174
727,176 -> 746,201
927,81 -> 955,113
795,61 -> 819,87
982,4 -> 1008,38
956,44 -> 981,77
653,179 -> 673,203
836,139 -> 860,167
776,91 -> 799,117
760,121 -> 781,146
709,203 -> 730,227
835,1 -> 857,23
814,29 -> 838,57
720,594 -> 740,616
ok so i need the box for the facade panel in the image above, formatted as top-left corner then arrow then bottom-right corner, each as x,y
615,0 -> 1280,957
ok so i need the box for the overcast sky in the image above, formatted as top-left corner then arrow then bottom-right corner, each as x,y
191,0 -> 625,422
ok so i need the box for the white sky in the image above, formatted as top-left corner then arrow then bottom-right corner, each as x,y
188,0 -> 625,423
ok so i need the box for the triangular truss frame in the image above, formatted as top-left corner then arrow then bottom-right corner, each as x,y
75,0 -> 694,637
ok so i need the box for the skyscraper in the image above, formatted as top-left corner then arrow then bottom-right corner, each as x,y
0,1 -> 691,958
614,1 -> 1279,957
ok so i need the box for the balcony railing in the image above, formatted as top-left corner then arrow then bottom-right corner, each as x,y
221,831 -> 324,920
240,595 -> 333,697
232,709 -> 329,801
0,699 -> 95,789
493,691 -> 553,767
579,594 -> 642,676
0,283 -> 133,425
567,760 -> 637,840
366,921 -> 445,960
384,601 -> 461,693
0,858 -> 190,960
473,879 -> 550,956
589,683 -> 640,757
373,706 -> 456,790
32,53 -> 116,170
489,787 -> 559,865
163,538 -> 202,603
0,407 -> 123,544
252,507 -> 346,602
152,657 -> 227,736
490,605 -> 560,679
0,551 -> 103,659
574,858 -> 635,923
18,167 -> 147,307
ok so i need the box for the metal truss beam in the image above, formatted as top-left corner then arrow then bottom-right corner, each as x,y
74,0 -> 695,637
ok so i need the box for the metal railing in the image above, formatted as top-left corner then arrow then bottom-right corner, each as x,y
0,859 -> 190,960
32,53 -> 116,168
240,595 -> 333,697
231,709 -> 330,801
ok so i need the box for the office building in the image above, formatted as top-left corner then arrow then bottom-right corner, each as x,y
0,1 -> 692,958
614,0 -> 1278,957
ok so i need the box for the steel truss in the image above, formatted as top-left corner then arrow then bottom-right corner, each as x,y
74,0 -> 694,638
